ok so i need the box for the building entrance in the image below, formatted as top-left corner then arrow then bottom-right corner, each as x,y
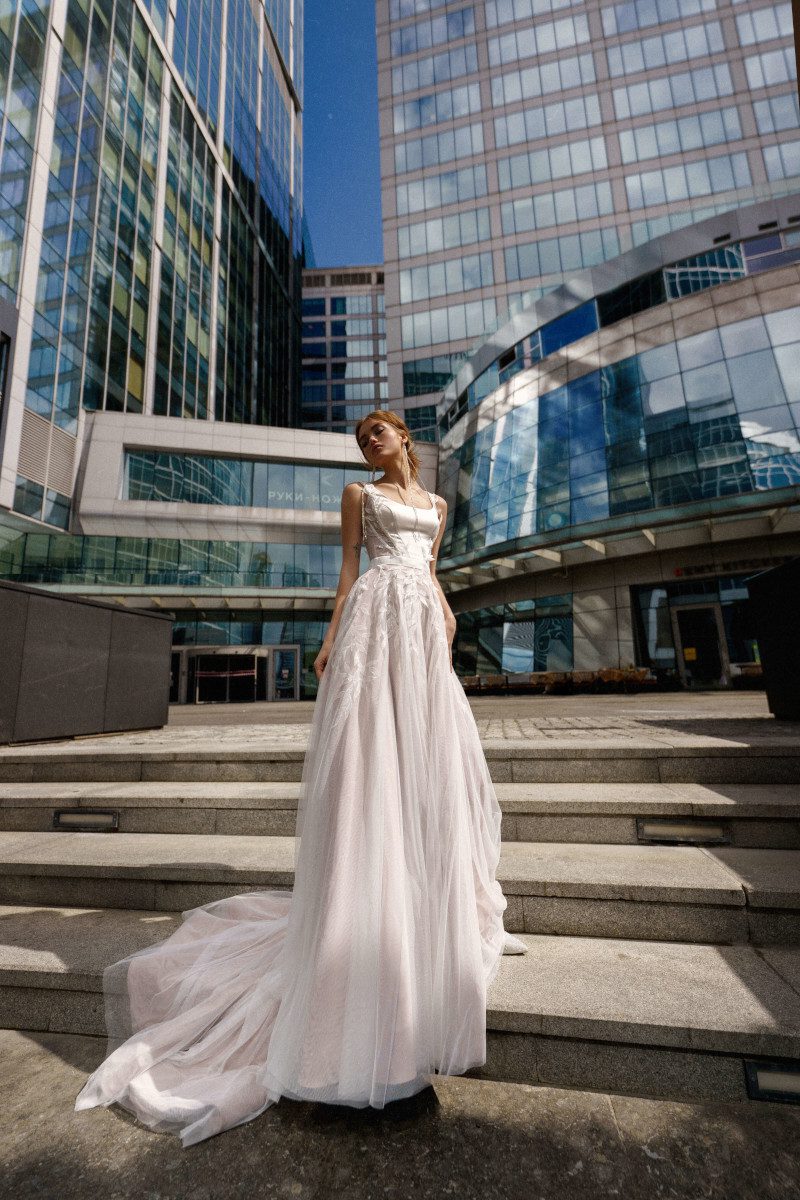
671,604 -> 730,688
169,645 -> 301,704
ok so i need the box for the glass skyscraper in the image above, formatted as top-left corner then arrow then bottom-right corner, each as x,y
300,265 -> 389,434
0,0 -> 304,530
377,0 -> 799,429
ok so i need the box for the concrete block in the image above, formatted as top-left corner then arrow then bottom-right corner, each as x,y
513,815 -> 639,844
0,986 -> 106,1036
710,848 -> 800,908
0,875 -> 158,909
511,758 -> 660,783
541,1036 -> 746,1103
520,896 -> 748,944
152,882 -> 291,912
215,810 -> 298,836
731,820 -> 800,849
498,841 -> 744,905
658,756 -> 800,785
747,911 -> 800,945
502,894 -> 524,933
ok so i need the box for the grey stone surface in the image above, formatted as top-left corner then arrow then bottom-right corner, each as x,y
483,1031 -> 748,1104
514,815 -> 639,843
679,784 -> 800,818
709,847 -> 800,908
4,833 -> 783,915
497,841 -> 745,904
486,935 -> 800,1057
0,904 -> 181,988
0,986 -> 106,1036
0,875 -> 160,910
5,1030 -> 800,1200
733,820 -> 800,849
0,831 -> 296,879
142,761 -> 306,783
760,947 -> 800,997
502,894 -> 524,933
494,782 -> 697,814
5,907 -> 799,1061
659,756 -> 800,784
510,758 -> 662,784
520,895 -> 748,944
747,910 -> 800,945
0,781 -> 303,807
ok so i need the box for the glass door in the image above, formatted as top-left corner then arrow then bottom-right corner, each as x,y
671,604 -> 730,688
267,646 -> 300,701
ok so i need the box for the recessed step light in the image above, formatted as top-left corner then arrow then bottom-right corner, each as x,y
53,809 -> 119,832
636,819 -> 729,845
745,1060 -> 800,1104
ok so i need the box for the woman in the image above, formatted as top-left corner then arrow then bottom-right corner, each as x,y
75,411 -> 524,1147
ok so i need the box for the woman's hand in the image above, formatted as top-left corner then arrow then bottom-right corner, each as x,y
444,614 -> 457,672
314,642 -> 332,680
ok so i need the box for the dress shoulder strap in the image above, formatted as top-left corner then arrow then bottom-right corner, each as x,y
360,481 -> 368,544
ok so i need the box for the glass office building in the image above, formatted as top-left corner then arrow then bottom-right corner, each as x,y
377,0 -> 799,431
435,197 -> 800,687
1,0 -> 304,521
300,266 -> 389,434
0,0 -> 349,701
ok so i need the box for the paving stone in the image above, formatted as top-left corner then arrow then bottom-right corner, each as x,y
5,1029 -> 800,1200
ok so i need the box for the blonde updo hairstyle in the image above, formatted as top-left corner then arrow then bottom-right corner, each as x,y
355,410 -> 421,484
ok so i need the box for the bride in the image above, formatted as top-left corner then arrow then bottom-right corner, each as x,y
75,410 -> 524,1146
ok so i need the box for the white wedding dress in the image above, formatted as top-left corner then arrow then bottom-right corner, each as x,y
75,481 -> 522,1146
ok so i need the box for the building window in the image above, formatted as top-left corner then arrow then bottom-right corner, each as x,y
0,333 -> 10,423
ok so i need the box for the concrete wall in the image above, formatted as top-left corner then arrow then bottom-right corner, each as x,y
0,581 -> 173,743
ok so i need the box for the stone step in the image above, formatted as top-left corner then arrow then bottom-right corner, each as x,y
0,832 -> 797,943
1,781 -> 798,848
1,737 -> 800,784
2,903 -> 799,1104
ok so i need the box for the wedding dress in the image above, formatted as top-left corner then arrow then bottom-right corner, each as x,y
75,481 -> 523,1146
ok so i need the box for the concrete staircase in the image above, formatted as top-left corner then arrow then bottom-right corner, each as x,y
1,733 -> 799,1105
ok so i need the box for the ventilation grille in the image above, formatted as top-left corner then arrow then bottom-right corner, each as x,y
17,409 -> 50,486
48,423 -> 76,495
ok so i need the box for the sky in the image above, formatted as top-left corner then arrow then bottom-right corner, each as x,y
303,0 -> 383,266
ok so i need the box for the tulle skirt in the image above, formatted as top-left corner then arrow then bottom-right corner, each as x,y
75,559 -> 509,1145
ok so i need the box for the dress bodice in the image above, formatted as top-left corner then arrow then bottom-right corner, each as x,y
362,481 -> 440,567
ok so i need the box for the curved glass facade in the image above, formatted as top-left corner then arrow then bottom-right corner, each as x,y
440,302 -> 800,558
440,230 -> 800,435
437,204 -> 800,688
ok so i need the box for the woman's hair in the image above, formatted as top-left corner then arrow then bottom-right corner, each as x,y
355,410 -> 421,481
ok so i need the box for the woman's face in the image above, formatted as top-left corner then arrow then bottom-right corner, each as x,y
357,418 -> 405,468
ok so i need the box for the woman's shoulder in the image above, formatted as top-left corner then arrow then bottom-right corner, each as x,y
341,481 -> 366,506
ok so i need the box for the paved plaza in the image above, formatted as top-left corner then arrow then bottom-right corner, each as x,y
160,691 -> 795,748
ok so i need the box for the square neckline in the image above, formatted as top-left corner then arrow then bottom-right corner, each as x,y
365,481 -> 438,516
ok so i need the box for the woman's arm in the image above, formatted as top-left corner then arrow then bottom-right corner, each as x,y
313,483 -> 364,680
428,497 -> 457,670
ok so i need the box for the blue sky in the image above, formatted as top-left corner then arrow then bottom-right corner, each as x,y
303,0 -> 383,266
